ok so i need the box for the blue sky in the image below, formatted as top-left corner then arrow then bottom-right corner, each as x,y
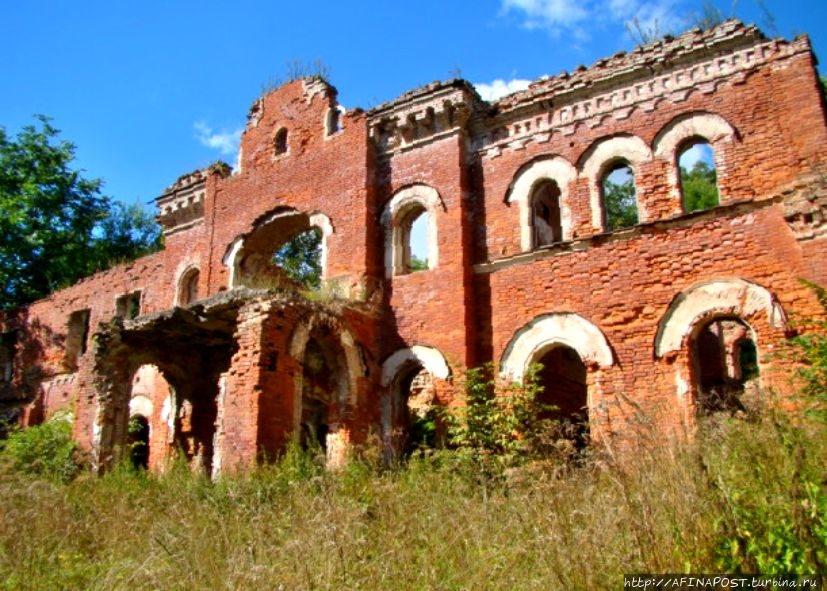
5,0 -> 826,207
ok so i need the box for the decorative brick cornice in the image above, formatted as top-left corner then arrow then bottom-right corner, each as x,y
156,168 -> 207,235
367,80 -> 481,156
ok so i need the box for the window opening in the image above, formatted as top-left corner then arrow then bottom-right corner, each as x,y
178,269 -> 200,305
274,127 -> 288,155
0,331 -> 17,384
64,309 -> 91,370
531,180 -> 563,247
326,108 -> 342,135
602,162 -> 638,231
679,140 -> 719,212
116,291 -> 142,320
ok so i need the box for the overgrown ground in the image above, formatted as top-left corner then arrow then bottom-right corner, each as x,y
0,408 -> 824,590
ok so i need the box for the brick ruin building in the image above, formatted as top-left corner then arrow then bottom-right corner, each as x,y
1,20 -> 826,475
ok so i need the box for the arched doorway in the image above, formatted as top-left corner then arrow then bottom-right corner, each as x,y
127,415 -> 150,470
691,317 -> 759,415
534,345 -> 588,444
392,365 -> 438,455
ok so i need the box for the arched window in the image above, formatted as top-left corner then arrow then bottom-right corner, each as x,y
274,127 -> 288,156
381,185 -> 442,277
531,180 -> 562,247
326,107 -> 342,136
601,161 -> 638,231
177,268 -> 200,305
505,156 -> 576,252
678,140 -> 719,212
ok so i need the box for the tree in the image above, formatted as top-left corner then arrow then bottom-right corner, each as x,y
604,177 -> 639,231
0,116 -> 162,310
681,160 -> 719,212
91,201 -> 162,266
273,227 -> 322,289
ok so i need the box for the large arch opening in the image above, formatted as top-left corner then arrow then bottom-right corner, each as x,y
227,209 -> 329,290
691,317 -> 759,415
534,344 -> 588,445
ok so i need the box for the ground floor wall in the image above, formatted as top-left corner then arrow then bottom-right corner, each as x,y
475,203 -> 823,446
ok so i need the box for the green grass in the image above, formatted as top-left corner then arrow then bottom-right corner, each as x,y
0,409 -> 824,590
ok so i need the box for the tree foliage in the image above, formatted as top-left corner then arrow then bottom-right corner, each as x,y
681,160 -> 719,212
273,226 -> 322,289
409,254 -> 428,272
604,176 -> 639,231
0,116 -> 161,310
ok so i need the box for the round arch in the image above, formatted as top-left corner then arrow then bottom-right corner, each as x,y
500,312 -> 614,381
223,208 -> 333,288
653,111 -> 738,159
381,345 -> 451,387
654,278 -> 787,359
579,134 -> 652,229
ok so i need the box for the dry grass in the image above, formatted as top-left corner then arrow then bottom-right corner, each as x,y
0,413 -> 824,590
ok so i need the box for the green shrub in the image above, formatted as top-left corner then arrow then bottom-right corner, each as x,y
0,414 -> 83,483
784,281 -> 827,421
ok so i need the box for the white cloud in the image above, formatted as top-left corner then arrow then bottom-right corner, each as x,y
474,78 -> 532,101
500,0 -> 687,41
194,121 -> 243,156
501,0 -> 589,35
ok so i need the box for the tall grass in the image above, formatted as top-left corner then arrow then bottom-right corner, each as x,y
0,409 -> 824,590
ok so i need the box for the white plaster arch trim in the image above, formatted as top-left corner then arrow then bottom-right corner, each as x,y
129,394 -> 153,419
581,135 -> 652,229
500,313 -> 614,382
223,237 -> 244,289
655,278 -> 787,358
380,184 -> 444,278
506,156 -> 577,250
653,111 -> 737,159
380,345 -> 451,387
